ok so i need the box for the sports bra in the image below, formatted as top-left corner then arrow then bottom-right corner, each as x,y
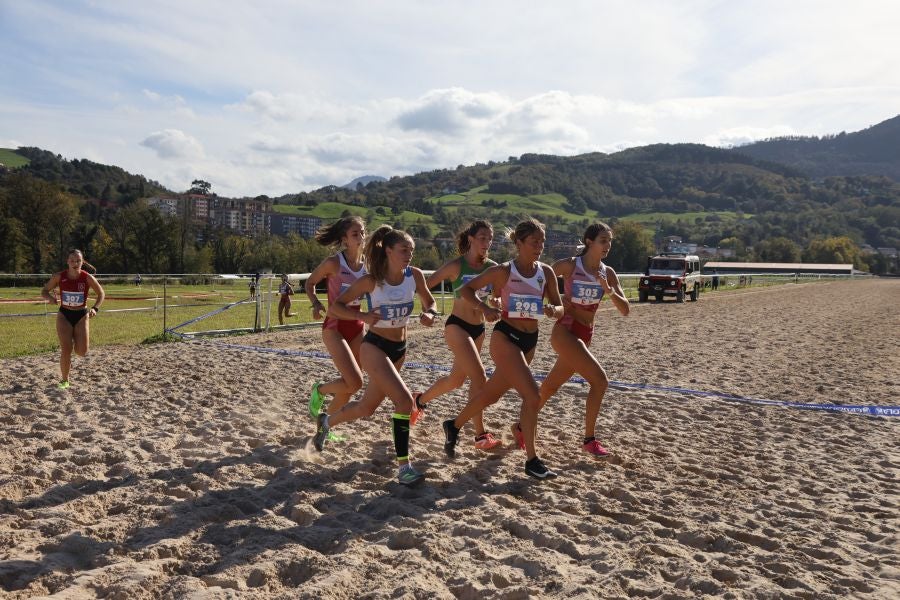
452,257 -> 495,299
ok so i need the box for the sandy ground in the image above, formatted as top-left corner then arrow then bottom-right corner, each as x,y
1,278 -> 898,599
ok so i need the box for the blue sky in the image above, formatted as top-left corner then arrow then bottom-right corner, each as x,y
1,0 -> 898,197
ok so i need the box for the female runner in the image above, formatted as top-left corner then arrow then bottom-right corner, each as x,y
312,225 -> 437,486
40,249 -> 105,390
538,222 -> 630,457
277,274 -> 296,325
305,216 -> 367,420
411,220 -> 501,450
442,219 -> 564,479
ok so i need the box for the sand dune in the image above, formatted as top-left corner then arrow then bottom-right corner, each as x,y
1,278 -> 898,598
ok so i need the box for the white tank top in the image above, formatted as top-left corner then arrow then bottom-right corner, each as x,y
366,267 -> 416,328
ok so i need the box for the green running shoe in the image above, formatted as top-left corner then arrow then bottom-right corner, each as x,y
57,380 -> 70,390
308,381 -> 324,418
327,431 -> 346,442
398,464 -> 425,486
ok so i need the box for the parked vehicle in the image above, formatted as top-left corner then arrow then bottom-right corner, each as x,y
638,253 -> 704,303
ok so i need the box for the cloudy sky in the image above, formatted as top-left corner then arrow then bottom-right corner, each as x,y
1,0 -> 898,197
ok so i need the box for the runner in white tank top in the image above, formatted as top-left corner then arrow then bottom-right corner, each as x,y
313,226 -> 437,488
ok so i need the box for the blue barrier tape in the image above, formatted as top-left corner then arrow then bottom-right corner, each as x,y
603,381 -> 899,417
166,306 -> 899,419
167,334 -> 898,418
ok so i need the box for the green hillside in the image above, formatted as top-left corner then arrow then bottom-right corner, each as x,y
735,114 -> 900,180
273,201 -> 437,235
286,143 -> 900,254
4,117 -> 899,276
0,148 -> 30,169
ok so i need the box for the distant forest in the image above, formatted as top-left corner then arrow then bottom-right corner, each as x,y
1,115 -> 898,275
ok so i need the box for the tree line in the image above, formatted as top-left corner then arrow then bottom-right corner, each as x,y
2,143 -> 898,275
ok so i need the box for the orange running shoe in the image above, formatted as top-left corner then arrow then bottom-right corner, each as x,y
410,392 -> 426,426
474,432 -> 501,450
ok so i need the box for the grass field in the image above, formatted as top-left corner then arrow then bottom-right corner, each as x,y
0,281 -> 458,359
0,148 -> 30,168
1,274 -> 816,359
0,281 -> 318,358
619,210 -> 753,226
426,189 -> 578,222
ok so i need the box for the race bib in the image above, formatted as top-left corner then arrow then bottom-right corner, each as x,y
61,291 -> 85,308
570,281 -> 603,306
508,293 -> 542,320
340,282 -> 362,307
378,301 -> 414,326
461,274 -> 492,298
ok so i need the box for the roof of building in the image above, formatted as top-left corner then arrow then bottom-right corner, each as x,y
703,261 -> 853,272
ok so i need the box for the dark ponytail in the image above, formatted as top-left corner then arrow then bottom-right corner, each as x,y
577,222 -> 613,256
456,220 -> 492,255
315,216 -> 365,248
67,248 -> 97,274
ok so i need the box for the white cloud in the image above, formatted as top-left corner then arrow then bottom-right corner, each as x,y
141,89 -> 195,118
139,129 -> 204,160
703,126 -> 797,148
395,88 -> 507,135
1,1 -> 898,196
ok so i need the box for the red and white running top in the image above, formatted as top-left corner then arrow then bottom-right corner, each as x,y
564,256 -> 607,313
501,260 -> 547,321
328,251 -> 367,308
58,269 -> 90,309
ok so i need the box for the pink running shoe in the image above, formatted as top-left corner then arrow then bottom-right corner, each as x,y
510,422 -> 525,450
474,432 -> 501,450
583,438 -> 610,457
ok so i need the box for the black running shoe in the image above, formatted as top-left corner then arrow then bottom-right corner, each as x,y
313,414 -> 330,452
442,419 -> 460,458
525,456 -> 558,480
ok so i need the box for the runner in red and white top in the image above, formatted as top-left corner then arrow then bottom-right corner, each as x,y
442,218 -> 565,480
539,222 -> 630,458
40,249 -> 105,390
305,216 -> 368,423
